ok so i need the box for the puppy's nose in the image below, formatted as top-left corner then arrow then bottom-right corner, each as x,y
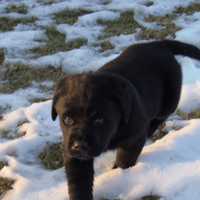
71,141 -> 88,152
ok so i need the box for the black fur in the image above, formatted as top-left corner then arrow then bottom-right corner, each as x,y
51,40 -> 200,200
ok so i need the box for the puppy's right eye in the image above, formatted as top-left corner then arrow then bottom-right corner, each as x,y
63,116 -> 73,125
93,117 -> 105,125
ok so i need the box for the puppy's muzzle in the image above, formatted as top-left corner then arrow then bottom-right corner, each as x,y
71,141 -> 90,153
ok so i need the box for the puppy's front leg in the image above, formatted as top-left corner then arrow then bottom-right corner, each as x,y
113,138 -> 146,169
65,155 -> 94,200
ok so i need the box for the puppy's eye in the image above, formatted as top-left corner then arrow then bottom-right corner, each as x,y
93,117 -> 105,125
63,116 -> 73,125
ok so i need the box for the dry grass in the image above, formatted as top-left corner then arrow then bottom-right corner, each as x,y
140,195 -> 160,200
93,41 -> 115,52
30,26 -> 87,57
53,8 -> 93,25
145,2 -> 154,7
99,0 -> 112,5
0,162 -> 14,196
0,17 -> 38,32
0,49 -> 5,65
177,109 -> 200,120
38,143 -> 65,170
150,122 -> 169,142
97,11 -> 142,39
174,2 -> 200,15
0,177 -> 14,196
141,14 -> 180,40
5,4 -> 28,14
0,63 -> 66,94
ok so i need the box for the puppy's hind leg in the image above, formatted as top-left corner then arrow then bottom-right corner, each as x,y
113,137 -> 146,169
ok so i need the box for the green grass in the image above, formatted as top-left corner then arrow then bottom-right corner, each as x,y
93,41 -> 115,52
0,63 -> 66,94
174,2 -> 200,15
5,4 -> 28,14
38,143 -> 65,170
53,8 -> 93,25
30,26 -> 87,57
0,16 -> 38,32
141,14 -> 180,40
97,11 -> 142,39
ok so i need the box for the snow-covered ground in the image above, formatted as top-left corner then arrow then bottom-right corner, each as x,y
1,0 -> 200,199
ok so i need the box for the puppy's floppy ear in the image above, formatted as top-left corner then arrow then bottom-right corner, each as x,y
51,93 -> 59,121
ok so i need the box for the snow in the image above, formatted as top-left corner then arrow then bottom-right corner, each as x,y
0,0 -> 200,200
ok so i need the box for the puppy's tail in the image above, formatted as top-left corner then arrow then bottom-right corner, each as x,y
166,40 -> 200,61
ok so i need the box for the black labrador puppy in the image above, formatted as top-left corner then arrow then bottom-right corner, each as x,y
51,40 -> 200,200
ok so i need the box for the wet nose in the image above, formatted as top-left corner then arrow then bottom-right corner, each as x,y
71,141 -> 88,152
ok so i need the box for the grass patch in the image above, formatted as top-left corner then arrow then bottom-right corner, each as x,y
0,49 -> 5,65
141,195 -> 160,200
0,130 -> 10,139
53,8 -> 93,25
150,122 -> 169,142
0,162 -> 8,170
30,26 -> 87,57
99,0 -> 112,5
93,41 -> 115,52
144,14 -> 178,23
97,11 -> 142,39
38,143 -> 65,170
0,162 -> 14,197
141,14 -> 181,40
174,2 -> 200,15
0,125 -> 24,139
0,119 -> 28,139
145,2 -> 154,7
30,98 -> 52,104
43,0 -> 55,5
0,177 -> 14,196
177,109 -> 200,120
0,63 -> 66,94
0,16 -> 38,32
5,4 -> 28,14
0,105 -> 11,121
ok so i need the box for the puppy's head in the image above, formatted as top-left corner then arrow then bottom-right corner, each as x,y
52,73 -> 132,160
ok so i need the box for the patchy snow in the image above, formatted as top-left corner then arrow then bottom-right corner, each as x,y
1,0 -> 200,200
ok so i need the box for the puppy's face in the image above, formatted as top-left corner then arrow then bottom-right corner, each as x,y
52,74 -> 132,160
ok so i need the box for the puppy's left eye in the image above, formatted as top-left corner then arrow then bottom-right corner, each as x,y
93,117 -> 105,125
63,116 -> 73,125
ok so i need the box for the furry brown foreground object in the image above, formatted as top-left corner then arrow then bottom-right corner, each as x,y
52,40 -> 200,200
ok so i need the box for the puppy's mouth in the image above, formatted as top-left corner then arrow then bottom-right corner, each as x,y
67,150 -> 93,160
76,154 -> 92,160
